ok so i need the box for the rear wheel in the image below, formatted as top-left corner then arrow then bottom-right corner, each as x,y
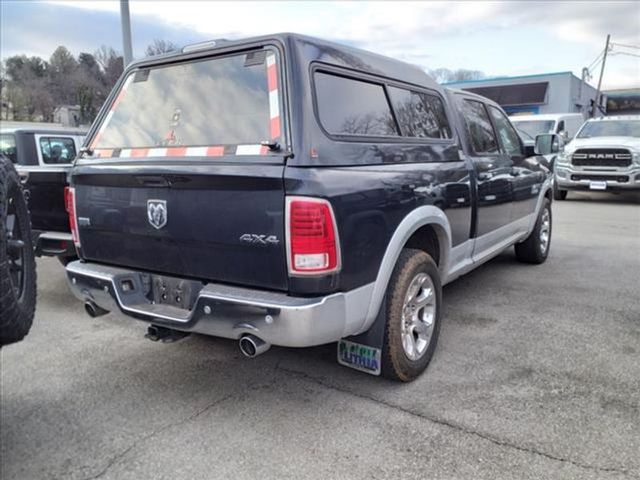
0,157 -> 36,346
515,198 -> 552,264
381,249 -> 441,382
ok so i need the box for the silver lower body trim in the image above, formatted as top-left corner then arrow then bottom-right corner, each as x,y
65,261 -> 373,347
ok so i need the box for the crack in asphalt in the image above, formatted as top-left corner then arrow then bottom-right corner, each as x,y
81,393 -> 234,480
276,365 -> 638,479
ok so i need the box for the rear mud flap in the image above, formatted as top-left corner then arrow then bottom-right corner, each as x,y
337,298 -> 387,376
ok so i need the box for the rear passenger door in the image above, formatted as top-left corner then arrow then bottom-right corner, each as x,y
458,97 -> 514,237
487,106 -> 540,222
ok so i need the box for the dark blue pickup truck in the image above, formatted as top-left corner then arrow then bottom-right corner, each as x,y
64,34 -> 552,381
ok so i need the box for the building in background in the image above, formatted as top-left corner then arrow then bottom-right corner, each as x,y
53,105 -> 81,127
604,89 -> 640,115
444,71 -> 601,118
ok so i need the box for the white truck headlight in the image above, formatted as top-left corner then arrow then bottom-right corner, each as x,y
556,151 -> 570,166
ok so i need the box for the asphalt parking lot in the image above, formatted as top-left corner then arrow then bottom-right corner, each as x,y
1,191 -> 639,480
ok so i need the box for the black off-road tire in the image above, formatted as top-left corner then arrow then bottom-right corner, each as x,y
381,249 -> 442,382
515,198 -> 552,264
0,158 -> 36,346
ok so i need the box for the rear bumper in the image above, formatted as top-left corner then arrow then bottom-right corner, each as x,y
555,165 -> 640,191
34,231 -> 76,257
65,261 -> 373,347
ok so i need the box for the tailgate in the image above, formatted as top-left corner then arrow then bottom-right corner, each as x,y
74,162 -> 288,291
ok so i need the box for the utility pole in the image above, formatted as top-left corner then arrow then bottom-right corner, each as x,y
593,34 -> 610,117
120,0 -> 133,66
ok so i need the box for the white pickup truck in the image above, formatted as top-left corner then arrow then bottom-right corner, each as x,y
553,115 -> 640,199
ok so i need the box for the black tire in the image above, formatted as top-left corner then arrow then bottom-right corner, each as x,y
553,181 -> 567,200
381,248 -> 442,382
0,157 -> 36,346
515,198 -> 552,264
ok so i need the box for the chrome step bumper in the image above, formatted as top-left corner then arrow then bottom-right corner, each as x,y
65,261 -> 373,347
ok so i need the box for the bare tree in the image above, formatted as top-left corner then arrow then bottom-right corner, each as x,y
428,68 -> 485,83
145,39 -> 178,57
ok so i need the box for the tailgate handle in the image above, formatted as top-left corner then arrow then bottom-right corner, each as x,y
136,176 -> 170,187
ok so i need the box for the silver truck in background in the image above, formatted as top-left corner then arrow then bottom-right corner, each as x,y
539,115 -> 640,200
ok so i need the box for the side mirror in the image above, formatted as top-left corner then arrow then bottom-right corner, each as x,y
535,133 -> 563,155
559,130 -> 569,141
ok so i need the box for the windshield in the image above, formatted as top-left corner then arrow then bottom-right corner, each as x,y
515,128 -> 534,141
0,133 -> 17,163
510,120 -> 555,138
577,120 -> 640,138
91,48 -> 281,155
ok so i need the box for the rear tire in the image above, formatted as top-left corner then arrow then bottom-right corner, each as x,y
0,157 -> 36,346
381,249 -> 441,382
515,198 -> 552,264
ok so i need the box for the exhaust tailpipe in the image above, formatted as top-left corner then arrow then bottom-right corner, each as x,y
84,301 -> 109,318
239,334 -> 270,358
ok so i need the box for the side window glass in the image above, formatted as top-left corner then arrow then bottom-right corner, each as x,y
0,134 -> 18,163
460,100 -> 499,155
39,137 -> 76,164
488,107 -> 522,157
314,72 -> 398,136
387,87 -> 452,139
557,120 -> 565,133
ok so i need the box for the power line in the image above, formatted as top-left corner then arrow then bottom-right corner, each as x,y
587,49 -> 605,71
610,51 -> 640,59
611,42 -> 640,50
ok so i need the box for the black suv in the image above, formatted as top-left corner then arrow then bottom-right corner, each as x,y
64,34 -> 552,381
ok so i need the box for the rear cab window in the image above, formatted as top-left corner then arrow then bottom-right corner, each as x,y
0,134 -> 17,163
387,86 -> 451,139
89,47 -> 283,159
39,137 -> 76,164
460,99 -> 499,155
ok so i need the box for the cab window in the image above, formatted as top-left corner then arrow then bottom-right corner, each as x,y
460,100 -> 499,155
557,120 -> 565,134
39,137 -> 76,164
0,133 -> 17,163
488,106 -> 522,157
387,87 -> 451,139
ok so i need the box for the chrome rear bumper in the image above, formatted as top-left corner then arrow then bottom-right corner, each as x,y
65,261 -> 373,347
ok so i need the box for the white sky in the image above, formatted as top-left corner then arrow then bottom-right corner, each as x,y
2,1 -> 639,89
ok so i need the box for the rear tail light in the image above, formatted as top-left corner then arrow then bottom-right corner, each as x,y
286,197 -> 340,275
64,186 -> 80,247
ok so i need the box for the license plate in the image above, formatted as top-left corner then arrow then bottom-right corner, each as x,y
337,339 -> 381,375
589,181 -> 607,190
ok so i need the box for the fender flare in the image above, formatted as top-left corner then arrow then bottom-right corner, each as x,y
356,205 -> 452,335
525,177 -> 553,237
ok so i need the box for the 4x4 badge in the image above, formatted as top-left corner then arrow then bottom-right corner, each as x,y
147,199 -> 167,229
